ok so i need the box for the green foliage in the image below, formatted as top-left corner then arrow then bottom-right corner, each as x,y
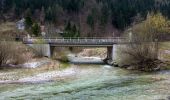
63,22 -> 80,38
2,0 -> 170,30
100,3 -> 110,26
25,8 -> 33,30
45,7 -> 53,22
31,23 -> 41,37
87,14 -> 95,29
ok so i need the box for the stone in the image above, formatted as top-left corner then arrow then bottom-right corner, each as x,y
167,96 -> 170,100
127,66 -> 136,70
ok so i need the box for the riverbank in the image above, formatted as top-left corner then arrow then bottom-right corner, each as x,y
0,57 -> 66,83
0,54 -> 107,84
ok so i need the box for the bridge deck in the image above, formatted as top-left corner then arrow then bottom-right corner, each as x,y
23,37 -> 129,47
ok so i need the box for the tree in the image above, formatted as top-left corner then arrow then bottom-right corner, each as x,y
87,14 -> 95,30
132,12 -> 170,40
119,12 -> 170,71
31,23 -> 41,36
0,41 -> 27,66
100,3 -> 110,26
45,7 -> 53,22
63,22 -> 80,38
25,8 -> 33,30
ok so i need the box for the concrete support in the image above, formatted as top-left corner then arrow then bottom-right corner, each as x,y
50,46 -> 55,58
112,45 -> 117,63
103,46 -> 113,65
107,46 -> 113,60
104,45 -> 118,65
27,44 -> 51,58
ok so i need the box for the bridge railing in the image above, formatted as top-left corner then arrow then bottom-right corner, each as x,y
23,37 -> 129,45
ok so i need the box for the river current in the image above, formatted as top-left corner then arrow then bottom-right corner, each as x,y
0,64 -> 170,100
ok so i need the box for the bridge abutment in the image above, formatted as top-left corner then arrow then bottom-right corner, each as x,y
27,44 -> 51,58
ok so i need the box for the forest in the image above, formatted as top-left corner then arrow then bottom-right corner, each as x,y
1,0 -> 170,36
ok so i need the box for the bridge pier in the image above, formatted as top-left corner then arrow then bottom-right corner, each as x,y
50,46 -> 55,58
104,45 -> 118,66
104,46 -> 114,65
107,47 -> 113,61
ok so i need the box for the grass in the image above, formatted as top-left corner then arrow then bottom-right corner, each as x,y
159,42 -> 170,60
60,62 -> 70,69
0,22 -> 16,33
159,42 -> 170,69
0,22 -> 27,38
160,42 -> 170,50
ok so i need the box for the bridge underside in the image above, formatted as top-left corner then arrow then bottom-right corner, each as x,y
50,44 -> 114,47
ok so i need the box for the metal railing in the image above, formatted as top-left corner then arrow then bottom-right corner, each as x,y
23,37 -> 128,45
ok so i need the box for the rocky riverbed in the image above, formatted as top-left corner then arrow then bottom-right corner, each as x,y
0,64 -> 170,100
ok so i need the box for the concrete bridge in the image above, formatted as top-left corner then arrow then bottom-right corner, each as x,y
23,37 -> 129,64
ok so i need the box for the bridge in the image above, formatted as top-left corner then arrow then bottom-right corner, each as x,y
22,37 -> 131,64
23,37 -> 128,47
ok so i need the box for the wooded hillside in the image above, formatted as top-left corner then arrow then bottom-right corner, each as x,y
1,0 -> 170,36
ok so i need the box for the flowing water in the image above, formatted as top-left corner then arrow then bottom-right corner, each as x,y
0,64 -> 170,100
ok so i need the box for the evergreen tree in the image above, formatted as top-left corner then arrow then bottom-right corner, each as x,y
63,22 -> 80,38
2,0 -> 170,31
31,23 -> 41,36
25,8 -> 33,30
87,14 -> 95,29
100,3 -> 110,26
45,7 -> 53,22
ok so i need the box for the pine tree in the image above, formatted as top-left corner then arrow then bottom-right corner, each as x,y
31,23 -> 41,36
87,14 -> 95,30
25,8 -> 33,30
100,3 -> 110,26
46,7 -> 53,22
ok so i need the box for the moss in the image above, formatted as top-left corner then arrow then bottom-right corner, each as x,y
60,62 -> 70,69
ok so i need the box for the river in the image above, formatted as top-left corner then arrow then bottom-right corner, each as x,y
0,64 -> 170,100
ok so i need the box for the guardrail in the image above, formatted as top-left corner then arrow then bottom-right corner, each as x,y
23,37 -> 128,45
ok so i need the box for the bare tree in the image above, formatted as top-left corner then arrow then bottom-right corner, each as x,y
45,23 -> 60,37
0,40 -> 31,67
119,34 -> 160,71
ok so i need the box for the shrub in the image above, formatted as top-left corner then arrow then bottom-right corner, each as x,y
119,35 -> 159,71
0,40 -> 33,67
119,12 -> 170,71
